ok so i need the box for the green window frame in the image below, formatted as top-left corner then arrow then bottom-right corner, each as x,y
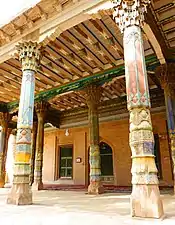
59,145 -> 73,178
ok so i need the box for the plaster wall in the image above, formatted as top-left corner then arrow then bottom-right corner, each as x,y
42,112 -> 173,187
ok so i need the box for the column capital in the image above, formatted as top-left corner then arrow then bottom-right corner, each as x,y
156,63 -> 175,96
17,41 -> 42,72
83,85 -> 102,109
112,0 -> 150,32
0,112 -> 12,128
35,101 -> 50,119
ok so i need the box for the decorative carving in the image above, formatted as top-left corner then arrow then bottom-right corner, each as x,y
89,145 -> 101,182
17,41 -> 42,71
16,128 -> 31,145
156,63 -> 175,97
112,0 -> 150,32
84,84 -> 102,109
35,101 -> 50,120
129,108 -> 158,184
0,112 -> 12,128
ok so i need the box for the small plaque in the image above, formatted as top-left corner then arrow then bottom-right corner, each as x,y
76,157 -> 82,163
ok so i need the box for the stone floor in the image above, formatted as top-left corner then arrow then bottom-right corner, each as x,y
0,188 -> 175,224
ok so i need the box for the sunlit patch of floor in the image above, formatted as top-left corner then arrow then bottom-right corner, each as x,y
0,188 -> 175,225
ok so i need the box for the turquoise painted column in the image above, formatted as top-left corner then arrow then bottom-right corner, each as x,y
156,63 -> 175,193
112,0 -> 164,218
7,42 -> 42,205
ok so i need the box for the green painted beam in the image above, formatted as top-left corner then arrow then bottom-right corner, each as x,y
6,55 -> 159,112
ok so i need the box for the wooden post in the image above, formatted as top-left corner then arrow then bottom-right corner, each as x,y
33,101 -> 49,190
0,112 -> 12,187
156,63 -> 175,193
30,121 -> 38,186
84,85 -> 104,194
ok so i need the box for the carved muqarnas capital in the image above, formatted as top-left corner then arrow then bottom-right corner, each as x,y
112,0 -> 150,32
0,112 -> 12,128
156,63 -> 175,96
17,41 -> 42,72
35,101 -> 50,119
83,85 -> 102,109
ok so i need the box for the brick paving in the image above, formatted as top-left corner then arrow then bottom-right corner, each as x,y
0,188 -> 175,224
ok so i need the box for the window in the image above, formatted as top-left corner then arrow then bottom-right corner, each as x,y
59,145 -> 73,178
154,134 -> 162,179
100,142 -> 113,176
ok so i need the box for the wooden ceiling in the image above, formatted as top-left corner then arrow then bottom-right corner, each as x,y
48,74 -> 159,112
0,0 -> 174,113
0,12 -> 154,103
152,0 -> 175,49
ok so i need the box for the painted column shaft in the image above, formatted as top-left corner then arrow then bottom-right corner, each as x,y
84,85 -> 104,194
14,70 -> 35,185
33,114 -> 45,190
124,25 -> 158,184
88,103 -> 101,183
32,101 -> 48,190
164,89 -> 175,182
7,41 -> 41,205
7,70 -> 35,204
0,126 -> 7,186
124,24 -> 163,219
156,63 -> 175,192
112,0 -> 164,218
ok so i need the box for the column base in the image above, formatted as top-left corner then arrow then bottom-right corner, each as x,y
88,181 -> 104,194
7,183 -> 32,205
32,181 -> 43,191
131,184 -> 164,218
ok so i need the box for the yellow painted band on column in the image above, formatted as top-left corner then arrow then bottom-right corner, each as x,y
15,153 -> 31,163
132,157 -> 158,173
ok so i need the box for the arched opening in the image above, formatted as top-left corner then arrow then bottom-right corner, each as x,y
87,142 -> 114,185
100,142 -> 113,177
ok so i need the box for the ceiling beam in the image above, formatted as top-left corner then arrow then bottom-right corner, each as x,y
144,6 -> 170,62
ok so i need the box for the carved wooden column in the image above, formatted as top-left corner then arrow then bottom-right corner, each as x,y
33,101 -> 48,190
29,121 -> 38,186
7,42 -> 42,205
156,63 -> 175,192
0,112 -> 12,187
84,85 -> 104,194
112,0 -> 164,218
